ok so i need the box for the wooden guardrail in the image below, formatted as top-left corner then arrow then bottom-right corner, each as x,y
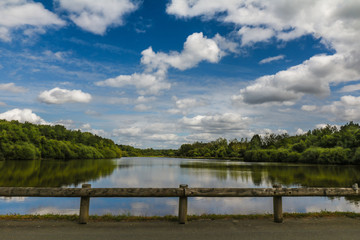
0,183 -> 359,224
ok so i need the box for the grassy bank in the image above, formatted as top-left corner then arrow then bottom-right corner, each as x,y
1,211 -> 360,222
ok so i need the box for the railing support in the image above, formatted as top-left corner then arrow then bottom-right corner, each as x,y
79,184 -> 91,224
178,184 -> 188,224
273,184 -> 283,223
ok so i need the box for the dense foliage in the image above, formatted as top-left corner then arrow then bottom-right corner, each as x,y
118,144 -> 176,157
0,120 -> 122,160
175,122 -> 360,164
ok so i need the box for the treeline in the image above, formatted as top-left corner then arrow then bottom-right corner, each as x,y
118,144 -> 176,157
0,120 -> 121,160
175,122 -> 360,165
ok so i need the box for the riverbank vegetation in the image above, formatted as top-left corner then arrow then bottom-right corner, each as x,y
120,122 -> 360,165
1,211 -> 359,221
2,120 -> 360,164
0,120 -> 121,160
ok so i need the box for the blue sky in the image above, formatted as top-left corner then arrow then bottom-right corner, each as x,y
0,0 -> 360,148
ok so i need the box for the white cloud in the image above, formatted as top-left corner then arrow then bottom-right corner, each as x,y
96,71 -> 171,95
259,55 -> 285,64
112,120 -> 182,146
57,0 -> 138,35
0,108 -> 48,124
113,127 -> 142,137
43,50 -> 69,60
141,32 -> 223,71
166,0 -> 360,51
80,123 -> 91,130
96,32 -> 232,95
212,33 -> 239,55
301,105 -> 317,112
38,87 -> 92,104
339,83 -> 360,93
0,83 -> 27,93
168,96 -> 207,115
136,96 -> 156,103
238,26 -> 274,46
233,53 -> 360,105
295,128 -> 305,135
53,119 -> 75,128
180,113 -> 250,134
0,0 -> 65,41
315,123 -> 340,130
79,123 -> 108,137
320,95 -> 360,121
168,0 -> 360,105
146,134 -> 179,141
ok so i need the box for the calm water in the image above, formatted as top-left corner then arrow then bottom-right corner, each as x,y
1,157 -> 360,216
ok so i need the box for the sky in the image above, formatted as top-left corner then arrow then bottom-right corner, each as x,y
0,0 -> 360,149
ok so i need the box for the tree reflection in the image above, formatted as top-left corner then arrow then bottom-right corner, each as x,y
0,159 -> 119,187
180,162 -> 360,187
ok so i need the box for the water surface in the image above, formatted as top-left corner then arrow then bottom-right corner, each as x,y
1,157 -> 360,216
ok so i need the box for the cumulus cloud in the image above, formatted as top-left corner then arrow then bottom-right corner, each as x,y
96,32 -> 234,95
53,119 -> 76,128
259,55 -> 285,64
238,27 -> 274,46
233,54 -> 360,105
295,128 -> 305,135
301,105 -> 317,112
38,87 -> 92,104
315,96 -> 360,121
141,32 -> 223,71
166,0 -> 360,50
113,125 -> 179,142
56,0 -> 138,35
96,72 -> 171,95
339,83 -> 360,93
180,113 -> 250,134
168,96 -> 207,115
168,0 -> 360,105
0,83 -> 27,93
113,127 -> 142,137
0,108 -> 48,124
0,0 -> 65,41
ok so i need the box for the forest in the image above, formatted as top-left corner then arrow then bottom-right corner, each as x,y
120,122 -> 360,165
2,119 -> 360,164
0,120 -> 122,160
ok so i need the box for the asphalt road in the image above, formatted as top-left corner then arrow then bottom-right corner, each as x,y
1,217 -> 360,240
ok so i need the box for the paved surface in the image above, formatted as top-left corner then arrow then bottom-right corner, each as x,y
1,217 -> 360,240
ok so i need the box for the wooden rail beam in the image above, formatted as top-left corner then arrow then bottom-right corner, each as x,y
184,187 -> 360,197
0,187 -> 183,197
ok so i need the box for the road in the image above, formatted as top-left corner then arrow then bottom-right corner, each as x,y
1,217 -> 360,240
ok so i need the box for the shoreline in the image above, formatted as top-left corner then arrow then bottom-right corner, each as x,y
1,211 -> 360,222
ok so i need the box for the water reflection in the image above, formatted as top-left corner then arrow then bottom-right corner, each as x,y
180,162 -> 360,187
0,159 -> 118,187
1,157 -> 360,215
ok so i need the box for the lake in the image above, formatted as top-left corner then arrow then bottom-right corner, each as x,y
1,157 -> 360,216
